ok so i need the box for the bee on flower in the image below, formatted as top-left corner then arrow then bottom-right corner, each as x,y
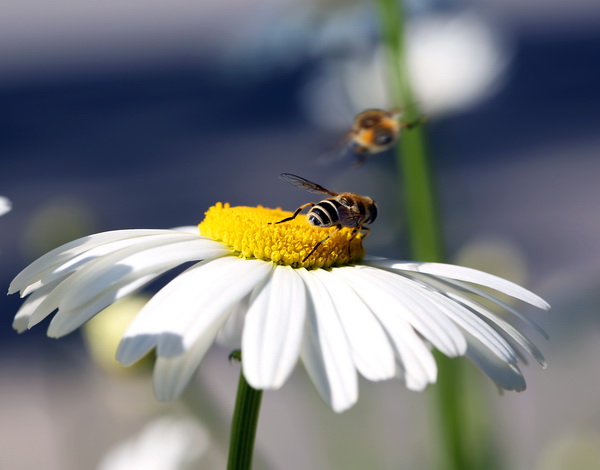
271,173 -> 377,261
9,183 -> 548,412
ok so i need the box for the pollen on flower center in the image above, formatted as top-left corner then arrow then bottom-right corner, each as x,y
198,203 -> 365,269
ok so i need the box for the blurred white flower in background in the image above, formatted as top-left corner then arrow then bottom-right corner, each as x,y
405,12 -> 509,115
454,236 -> 528,291
0,196 -> 12,216
534,431 -> 600,470
97,416 -> 210,470
303,11 -> 510,130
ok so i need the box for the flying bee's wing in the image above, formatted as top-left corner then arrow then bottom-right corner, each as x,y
315,131 -> 354,166
279,173 -> 339,196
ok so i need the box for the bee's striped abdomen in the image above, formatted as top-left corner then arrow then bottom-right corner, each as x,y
307,199 -> 341,227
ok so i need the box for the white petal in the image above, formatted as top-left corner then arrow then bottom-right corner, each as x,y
403,278 -> 525,389
24,236 -> 220,329
116,261 -> 214,366
443,278 -> 549,340
117,257 -> 270,368
12,280 -> 60,333
334,266 -> 437,391
297,268 -> 358,413
365,260 -> 550,310
172,226 -> 201,234
58,237 -> 227,312
20,237 -> 159,297
354,266 -> 467,357
158,259 -> 273,354
464,337 -> 526,391
147,258 -> 273,400
19,280 -> 44,297
153,319 -> 226,401
408,277 -> 519,365
403,271 -> 534,366
242,265 -> 306,389
24,233 -> 213,297
216,294 -> 250,347
26,273 -> 80,329
10,229 -> 198,295
47,274 -> 156,338
443,289 -> 546,368
312,268 -> 396,381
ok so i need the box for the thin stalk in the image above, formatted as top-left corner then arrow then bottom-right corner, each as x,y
373,1 -> 477,470
374,0 -> 443,262
227,367 -> 263,470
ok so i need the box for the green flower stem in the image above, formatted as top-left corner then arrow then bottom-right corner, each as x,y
374,0 -> 443,262
434,355 -> 470,470
227,366 -> 263,470
373,1 -> 477,470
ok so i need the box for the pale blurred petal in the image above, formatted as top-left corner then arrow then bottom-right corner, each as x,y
0,196 -> 11,217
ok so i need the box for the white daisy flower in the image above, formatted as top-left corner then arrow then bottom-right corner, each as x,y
97,416 -> 209,470
0,196 -> 12,216
9,203 -> 549,412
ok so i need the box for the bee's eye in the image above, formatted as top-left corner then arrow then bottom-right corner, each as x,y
375,133 -> 394,146
368,203 -> 378,223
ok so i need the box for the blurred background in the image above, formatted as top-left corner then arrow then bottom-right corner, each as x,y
1,0 -> 600,468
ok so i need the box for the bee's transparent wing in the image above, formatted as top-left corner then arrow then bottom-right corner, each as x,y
279,173 -> 338,196
316,132 -> 354,166
337,205 -> 364,227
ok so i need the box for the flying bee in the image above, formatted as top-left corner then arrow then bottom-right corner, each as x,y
347,108 -> 425,166
271,173 -> 378,262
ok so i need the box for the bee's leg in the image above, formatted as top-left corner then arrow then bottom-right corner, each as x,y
358,227 -> 371,240
270,203 -> 314,225
352,150 -> 368,168
402,116 -> 427,129
353,157 -> 367,168
347,226 -> 371,243
303,226 -> 341,262
344,227 -> 370,260
346,228 -> 359,259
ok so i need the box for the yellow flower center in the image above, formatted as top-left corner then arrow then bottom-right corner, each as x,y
198,203 -> 365,269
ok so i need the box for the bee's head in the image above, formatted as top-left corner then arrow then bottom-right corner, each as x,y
366,200 -> 378,224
